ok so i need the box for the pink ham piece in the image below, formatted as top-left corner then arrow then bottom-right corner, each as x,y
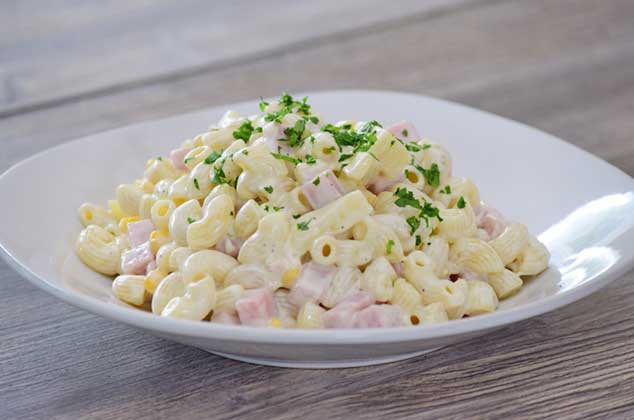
476,205 -> 508,240
259,123 -> 293,155
323,291 -> 374,328
288,262 -> 336,307
210,311 -> 241,325
121,242 -> 155,275
301,170 -> 344,210
127,219 -> 155,247
215,236 -> 243,258
170,147 -> 191,171
235,288 -> 278,327
355,305 -> 405,328
387,121 -> 420,143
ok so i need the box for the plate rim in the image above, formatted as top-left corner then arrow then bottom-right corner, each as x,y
2,89 -> 634,345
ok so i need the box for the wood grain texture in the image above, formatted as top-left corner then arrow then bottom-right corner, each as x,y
1,1 -> 634,419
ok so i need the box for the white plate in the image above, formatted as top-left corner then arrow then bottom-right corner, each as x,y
1,90 -> 634,368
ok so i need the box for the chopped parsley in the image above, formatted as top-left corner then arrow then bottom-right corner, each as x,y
322,120 -> 381,154
204,150 -> 222,165
304,154 -> 316,164
415,235 -> 422,247
405,143 -> 422,152
183,155 -> 196,164
273,206 -> 284,212
406,216 -> 421,235
156,156 -> 163,161
415,163 -> 440,187
254,126 -> 263,133
386,239 -> 395,255
281,119 -> 306,148
212,165 -> 230,185
297,218 -> 313,231
457,196 -> 466,209
292,214 -> 301,219
187,217 -> 196,224
422,144 -> 432,150
402,128 -> 409,137
271,152 -> 300,165
309,116 -> 319,124
264,92 -> 315,123
338,153 -> 353,162
241,149 -> 249,156
232,121 -> 254,142
439,185 -> 452,194
312,176 -> 320,186
193,178 -> 200,190
394,187 -> 443,231
264,185 -> 273,194
259,97 -> 269,112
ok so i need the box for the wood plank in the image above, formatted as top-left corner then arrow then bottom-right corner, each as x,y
0,0 -> 473,113
2,0 -> 634,419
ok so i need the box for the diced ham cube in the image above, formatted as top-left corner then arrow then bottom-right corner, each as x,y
170,147 -> 191,171
355,305 -> 405,328
301,170 -> 344,210
215,236 -> 243,258
387,121 -> 420,143
289,262 -> 336,307
235,288 -> 278,327
121,242 -> 155,275
476,205 -> 508,240
259,122 -> 293,155
323,291 -> 374,328
127,219 -> 155,248
211,311 -> 241,325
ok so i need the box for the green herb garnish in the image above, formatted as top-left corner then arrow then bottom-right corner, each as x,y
457,196 -> 466,209
187,217 -> 196,224
313,177 -> 320,186
232,121 -> 254,142
386,239 -> 395,255
264,185 -> 273,194
204,150 -> 222,165
297,219 -> 313,231
193,178 -> 200,190
271,152 -> 300,165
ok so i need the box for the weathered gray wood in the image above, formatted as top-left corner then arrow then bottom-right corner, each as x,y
0,0 -> 472,114
2,0 -> 634,419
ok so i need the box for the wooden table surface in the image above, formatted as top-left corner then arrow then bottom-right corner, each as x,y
2,1 -> 634,419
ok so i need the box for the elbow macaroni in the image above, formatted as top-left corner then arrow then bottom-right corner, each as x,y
75,92 -> 549,328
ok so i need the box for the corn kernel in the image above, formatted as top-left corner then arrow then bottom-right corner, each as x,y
268,318 -> 282,328
118,216 -> 140,234
281,268 -> 300,289
108,200 -> 125,220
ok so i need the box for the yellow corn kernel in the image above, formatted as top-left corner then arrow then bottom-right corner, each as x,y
281,268 -> 300,289
144,269 -> 167,294
108,200 -> 125,220
268,318 -> 282,328
149,230 -> 169,254
118,216 -> 140,234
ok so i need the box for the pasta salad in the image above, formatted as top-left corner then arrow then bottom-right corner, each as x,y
76,93 -> 550,328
